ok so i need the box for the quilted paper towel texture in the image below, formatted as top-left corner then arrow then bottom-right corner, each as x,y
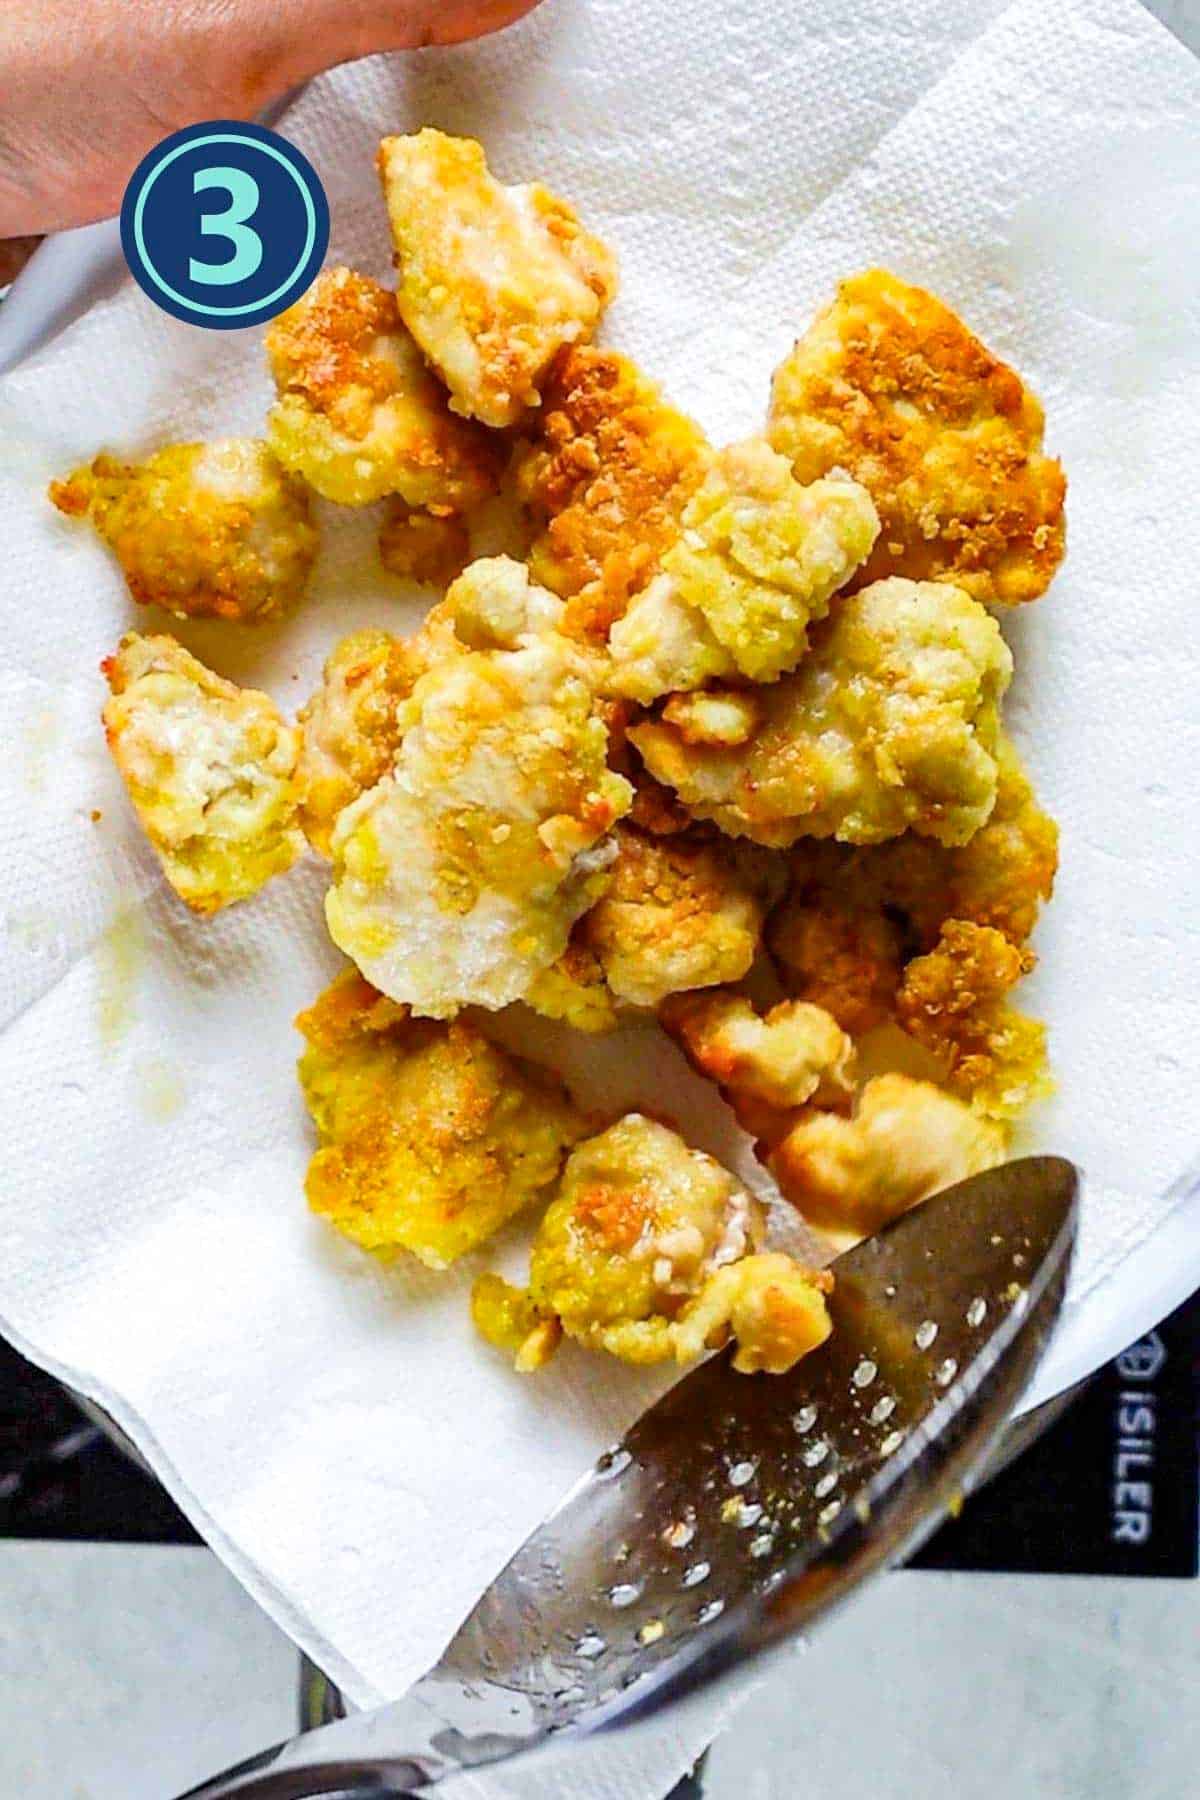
0,5 -> 1198,1796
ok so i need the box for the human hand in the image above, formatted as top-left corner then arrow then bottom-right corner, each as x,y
0,0 -> 544,241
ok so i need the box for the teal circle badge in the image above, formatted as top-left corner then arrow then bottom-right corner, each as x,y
120,121 -> 330,330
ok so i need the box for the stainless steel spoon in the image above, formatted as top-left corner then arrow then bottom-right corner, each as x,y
181,1154 -> 1078,1800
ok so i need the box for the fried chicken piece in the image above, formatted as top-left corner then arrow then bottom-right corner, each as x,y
265,267 -> 500,511
298,969 -> 584,1268
767,737 -> 1058,1030
470,1273 -> 563,1371
607,440 -> 878,700
472,1113 -> 832,1373
578,825 -> 780,1010
102,633 -> 303,913
524,933 -> 620,1034
295,612 -> 462,856
769,1072 -> 1005,1236
378,502 -> 472,588
378,131 -> 618,429
51,440 -> 317,623
325,558 -> 631,1016
632,578 -> 1011,848
662,991 -> 856,1140
515,346 -> 710,639
896,920 -> 1051,1120
768,269 -> 1066,606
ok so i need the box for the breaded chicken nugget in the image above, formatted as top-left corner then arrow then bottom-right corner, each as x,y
661,990 -> 856,1139
377,501 -> 472,588
516,346 -> 710,639
768,269 -> 1066,605
325,558 -> 632,1015
472,1113 -> 832,1373
767,736 -> 1058,1030
102,633 -> 303,912
576,825 -> 778,1010
265,266 -> 501,510
607,440 -> 879,700
525,934 -> 621,1035
298,969 -> 584,1268
769,1072 -> 1005,1236
51,440 -> 317,623
295,610 -> 462,856
378,131 -> 618,429
896,920 -> 1051,1121
632,578 -> 1011,848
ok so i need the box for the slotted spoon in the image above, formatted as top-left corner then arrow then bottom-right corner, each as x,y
182,1154 -> 1078,1799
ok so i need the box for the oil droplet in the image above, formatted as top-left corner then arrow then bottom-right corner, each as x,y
801,1439 -> 830,1468
608,1581 -> 643,1609
966,1297 -> 988,1328
914,1319 -> 939,1350
818,1499 -> 843,1527
697,1599 -> 725,1625
728,1458 -> 757,1487
574,1631 -> 606,1659
682,1561 -> 711,1588
880,1429 -> 905,1458
852,1358 -> 878,1389
792,1405 -> 818,1435
814,1471 -> 838,1499
935,1357 -> 959,1388
97,907 -> 144,1047
869,1395 -> 896,1426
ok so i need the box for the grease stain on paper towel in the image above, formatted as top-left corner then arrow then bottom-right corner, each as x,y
135,1055 -> 184,1121
23,706 -> 60,793
96,907 -> 144,1046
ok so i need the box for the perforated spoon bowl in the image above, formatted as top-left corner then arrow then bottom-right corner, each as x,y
182,1154 -> 1078,1800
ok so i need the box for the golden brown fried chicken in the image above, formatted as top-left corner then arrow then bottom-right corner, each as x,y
51,440 -> 317,623
471,1113 -> 832,1372
295,612 -> 462,856
378,131 -> 618,429
767,736 -> 1058,1031
768,269 -> 1066,606
377,502 -> 472,588
102,633 -> 303,913
515,346 -> 710,640
524,934 -> 620,1034
661,991 -> 856,1139
265,266 -> 501,510
895,920 -> 1051,1121
325,558 -> 632,1016
573,825 -> 780,1011
769,1073 -> 1005,1236
298,969 -> 584,1268
607,439 -> 878,700
632,578 -> 1011,848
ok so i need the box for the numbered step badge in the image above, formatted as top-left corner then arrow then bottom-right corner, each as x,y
121,121 -> 330,329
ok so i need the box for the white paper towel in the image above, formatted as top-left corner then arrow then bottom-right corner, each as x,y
1,0 -> 1199,1791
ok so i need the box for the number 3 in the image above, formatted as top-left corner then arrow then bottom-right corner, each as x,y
189,167 -> 263,286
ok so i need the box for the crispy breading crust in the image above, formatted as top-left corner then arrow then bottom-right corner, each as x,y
378,131 -> 618,429
378,502 -> 472,589
661,990 -> 856,1127
298,968 -> 584,1268
102,632 -> 304,913
51,440 -> 317,623
516,346 -> 711,640
895,920 -> 1051,1120
266,266 -> 501,510
632,578 -> 1012,848
768,269 -> 1066,605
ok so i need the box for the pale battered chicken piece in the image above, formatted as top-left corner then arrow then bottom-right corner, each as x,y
471,1113 -> 832,1372
576,825 -> 778,1010
294,611 -> 462,856
378,131 -> 618,429
767,736 -> 1058,1031
265,266 -> 501,510
896,920 -> 1051,1121
769,1072 -> 1005,1236
325,558 -> 632,1015
671,1253 -> 833,1375
661,991 -> 856,1129
607,440 -> 879,700
298,969 -> 584,1268
768,269 -> 1066,606
632,578 -> 1011,848
515,346 -> 710,640
102,633 -> 303,913
378,502 -> 471,589
51,440 -> 317,623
